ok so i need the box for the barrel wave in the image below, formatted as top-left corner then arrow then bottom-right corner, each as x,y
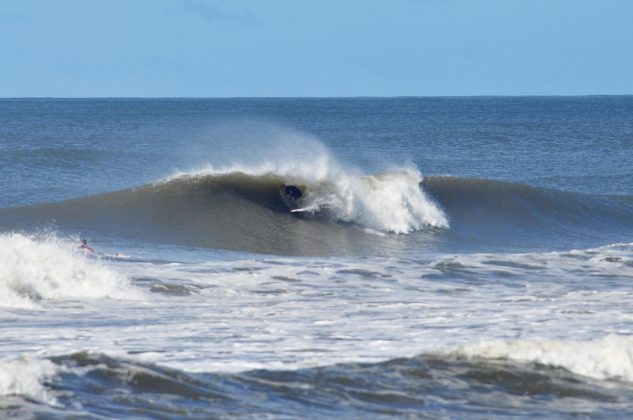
1,170 -> 631,256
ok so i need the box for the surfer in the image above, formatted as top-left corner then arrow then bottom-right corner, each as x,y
79,239 -> 128,258
79,238 -> 96,253
280,184 -> 303,210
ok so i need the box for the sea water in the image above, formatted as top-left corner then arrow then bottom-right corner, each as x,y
1,97 -> 633,417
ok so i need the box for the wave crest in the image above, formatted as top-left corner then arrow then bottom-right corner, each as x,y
172,162 -> 448,234
451,335 -> 633,382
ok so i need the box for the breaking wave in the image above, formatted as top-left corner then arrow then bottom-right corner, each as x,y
0,356 -> 59,406
168,131 -> 448,234
0,233 -> 141,309
169,167 -> 448,234
0,147 -> 450,255
452,335 -> 633,382
0,143 -> 631,255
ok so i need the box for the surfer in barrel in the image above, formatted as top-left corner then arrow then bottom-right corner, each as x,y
280,184 -> 303,210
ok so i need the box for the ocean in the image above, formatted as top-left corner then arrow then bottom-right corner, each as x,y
1,97 -> 633,418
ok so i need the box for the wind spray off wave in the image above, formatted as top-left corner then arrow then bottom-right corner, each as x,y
170,142 -> 448,234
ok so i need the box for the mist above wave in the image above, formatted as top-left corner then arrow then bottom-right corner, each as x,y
169,133 -> 448,234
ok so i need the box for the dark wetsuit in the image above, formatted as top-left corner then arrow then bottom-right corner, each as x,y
283,185 -> 303,200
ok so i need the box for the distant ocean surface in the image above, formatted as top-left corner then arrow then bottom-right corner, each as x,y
1,97 -> 633,417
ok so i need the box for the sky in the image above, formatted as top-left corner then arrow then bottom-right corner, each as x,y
1,0 -> 632,97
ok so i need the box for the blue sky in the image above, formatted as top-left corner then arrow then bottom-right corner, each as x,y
1,0 -> 632,97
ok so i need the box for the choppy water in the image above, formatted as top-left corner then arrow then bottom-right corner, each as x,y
1,97 -> 633,418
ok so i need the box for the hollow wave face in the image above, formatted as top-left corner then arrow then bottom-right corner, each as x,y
171,168 -> 447,234
2,171 -> 632,256
171,139 -> 448,235
0,131 -> 452,255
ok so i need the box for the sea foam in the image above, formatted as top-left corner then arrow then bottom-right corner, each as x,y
0,355 -> 59,404
452,335 -> 633,382
0,233 -> 141,309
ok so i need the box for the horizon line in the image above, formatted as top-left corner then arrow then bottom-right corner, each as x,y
2,94 -> 633,100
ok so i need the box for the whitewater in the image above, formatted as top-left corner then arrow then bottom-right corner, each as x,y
1,97 -> 633,417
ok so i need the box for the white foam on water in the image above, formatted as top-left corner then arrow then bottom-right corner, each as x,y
347,170 -> 448,233
0,355 -> 59,405
2,241 -> 632,381
0,233 -> 143,309
168,136 -> 448,234
452,335 -> 633,382
92,242 -> 627,373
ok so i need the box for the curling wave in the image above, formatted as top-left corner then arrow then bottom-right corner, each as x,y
170,166 -> 448,233
0,161 -> 449,255
0,172 -> 632,255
